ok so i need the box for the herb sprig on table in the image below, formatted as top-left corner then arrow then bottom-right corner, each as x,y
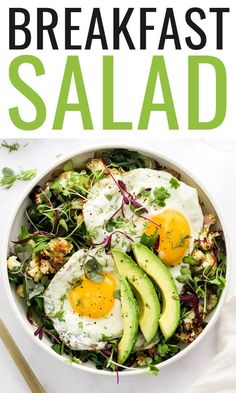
0,167 -> 37,189
1,140 -> 20,152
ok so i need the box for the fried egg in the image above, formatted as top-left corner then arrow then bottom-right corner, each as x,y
83,168 -> 204,266
44,249 -> 123,351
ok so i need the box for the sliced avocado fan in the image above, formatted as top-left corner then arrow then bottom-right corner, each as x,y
111,249 -> 160,342
132,243 -> 180,340
117,276 -> 139,364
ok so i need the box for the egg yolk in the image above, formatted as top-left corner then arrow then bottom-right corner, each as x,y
68,273 -> 116,319
145,210 -> 191,266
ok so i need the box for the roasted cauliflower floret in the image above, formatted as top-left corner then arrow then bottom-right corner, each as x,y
16,284 -> 24,298
75,213 -> 84,226
7,256 -> 21,271
136,352 -> 148,366
41,238 -> 73,270
196,214 -> 221,250
176,317 -> 206,344
27,255 -> 43,282
86,158 -> 124,176
71,199 -> 84,210
32,182 -> 52,205
50,170 -> 90,197
47,238 -> 72,256
27,238 -> 72,282
206,292 -> 218,312
86,159 -> 105,173
59,170 -> 89,190
28,256 -> 55,282
191,249 -> 217,276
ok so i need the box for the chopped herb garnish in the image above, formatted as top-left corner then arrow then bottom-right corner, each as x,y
51,310 -> 65,321
140,229 -> 159,249
140,187 -> 151,197
150,187 -> 171,207
60,294 -> 67,302
113,289 -> 121,299
69,277 -> 83,289
169,177 -> 180,189
173,235 -> 190,248
105,216 -> 127,233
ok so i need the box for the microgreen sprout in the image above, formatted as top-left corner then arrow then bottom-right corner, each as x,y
0,168 -> 37,189
92,230 -> 134,250
1,140 -> 20,152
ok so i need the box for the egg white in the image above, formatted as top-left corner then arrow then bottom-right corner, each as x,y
44,249 -> 123,351
83,168 -> 204,254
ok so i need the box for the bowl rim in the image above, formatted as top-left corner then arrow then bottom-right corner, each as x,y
0,141 -> 231,377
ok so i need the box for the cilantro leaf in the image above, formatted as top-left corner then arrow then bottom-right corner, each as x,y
169,177 -> 180,189
150,187 -> 171,207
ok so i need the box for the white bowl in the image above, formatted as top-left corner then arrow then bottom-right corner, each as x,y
1,142 -> 230,376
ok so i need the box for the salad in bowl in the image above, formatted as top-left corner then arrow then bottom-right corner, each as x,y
5,147 -> 227,376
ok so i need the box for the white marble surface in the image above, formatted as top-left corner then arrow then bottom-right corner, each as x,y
0,138 -> 235,393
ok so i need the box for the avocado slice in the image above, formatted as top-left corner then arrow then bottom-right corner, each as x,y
118,276 -> 139,364
111,249 -> 160,342
132,243 -> 180,340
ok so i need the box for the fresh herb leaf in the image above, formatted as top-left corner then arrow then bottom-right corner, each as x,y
14,244 -> 32,263
51,310 -> 65,320
140,229 -> 159,249
63,160 -> 74,171
18,226 -> 31,241
52,343 -> 64,355
1,140 -> 20,152
24,278 -> 44,302
69,277 -> 83,289
150,187 -> 171,207
173,235 -> 190,249
105,216 -> 127,233
72,356 -> 82,365
148,365 -> 159,376
18,169 -> 37,181
169,177 -> 180,189
33,242 -> 48,253
113,289 -> 121,299
2,167 -> 15,177
176,266 -> 192,283
95,149 -> 159,171
0,168 -> 37,189
59,219 -> 68,231
140,187 -> 151,197
84,258 -> 104,283
183,256 -> 197,265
